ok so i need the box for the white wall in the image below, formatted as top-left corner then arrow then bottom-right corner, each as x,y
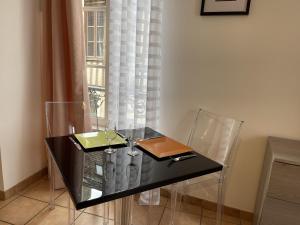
160,0 -> 300,212
0,0 -> 47,191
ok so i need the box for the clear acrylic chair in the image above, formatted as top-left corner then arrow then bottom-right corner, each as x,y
172,108 -> 244,225
45,100 -> 111,225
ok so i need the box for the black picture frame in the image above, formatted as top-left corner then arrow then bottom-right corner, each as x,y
201,0 -> 252,16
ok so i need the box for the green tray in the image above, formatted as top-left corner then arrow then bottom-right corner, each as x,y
74,131 -> 127,150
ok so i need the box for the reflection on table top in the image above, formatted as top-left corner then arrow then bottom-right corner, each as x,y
45,127 -> 222,210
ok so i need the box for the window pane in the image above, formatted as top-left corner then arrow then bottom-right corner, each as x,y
87,42 -> 94,56
88,27 -> 94,41
86,64 -> 105,87
97,11 -> 105,26
97,43 -> 104,57
97,27 -> 104,42
87,12 -> 94,26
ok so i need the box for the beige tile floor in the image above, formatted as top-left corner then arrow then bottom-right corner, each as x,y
0,177 -> 252,225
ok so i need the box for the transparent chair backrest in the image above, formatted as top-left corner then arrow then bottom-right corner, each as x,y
187,109 -> 243,167
45,101 -> 100,138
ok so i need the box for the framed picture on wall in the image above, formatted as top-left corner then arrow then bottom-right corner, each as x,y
201,0 -> 252,16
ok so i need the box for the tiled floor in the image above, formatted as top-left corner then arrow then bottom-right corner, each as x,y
0,177 -> 252,225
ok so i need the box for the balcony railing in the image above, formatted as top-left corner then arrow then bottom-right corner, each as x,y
87,60 -> 106,121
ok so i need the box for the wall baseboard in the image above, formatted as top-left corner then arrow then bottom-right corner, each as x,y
0,167 -> 48,200
160,188 -> 253,222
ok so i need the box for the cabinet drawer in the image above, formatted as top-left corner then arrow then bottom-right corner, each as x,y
260,197 -> 300,225
268,162 -> 300,203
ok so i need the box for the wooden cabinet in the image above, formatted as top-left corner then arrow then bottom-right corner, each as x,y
254,137 -> 300,225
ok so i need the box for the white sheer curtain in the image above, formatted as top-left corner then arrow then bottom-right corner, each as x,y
108,0 -> 163,129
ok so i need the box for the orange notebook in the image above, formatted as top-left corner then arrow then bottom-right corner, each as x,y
136,137 -> 192,158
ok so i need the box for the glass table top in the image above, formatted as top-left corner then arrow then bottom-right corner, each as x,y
45,127 -> 222,210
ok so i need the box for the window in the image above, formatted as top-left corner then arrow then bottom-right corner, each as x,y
86,10 -> 105,59
84,0 -> 107,126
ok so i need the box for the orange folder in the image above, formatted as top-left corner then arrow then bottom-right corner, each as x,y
136,136 -> 192,158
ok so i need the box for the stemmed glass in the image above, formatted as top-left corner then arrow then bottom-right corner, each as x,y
127,125 -> 139,157
104,124 -> 117,154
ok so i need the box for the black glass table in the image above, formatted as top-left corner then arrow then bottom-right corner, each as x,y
45,127 -> 222,225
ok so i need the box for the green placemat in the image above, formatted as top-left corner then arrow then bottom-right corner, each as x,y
74,131 -> 127,149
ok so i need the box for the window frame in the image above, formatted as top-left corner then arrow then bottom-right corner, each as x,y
84,6 -> 107,63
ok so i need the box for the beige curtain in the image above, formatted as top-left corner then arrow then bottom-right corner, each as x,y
41,0 -> 88,188
41,0 -> 88,103
41,0 -> 90,133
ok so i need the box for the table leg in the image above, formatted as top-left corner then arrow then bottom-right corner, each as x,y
114,199 -> 122,225
103,202 -> 110,225
47,150 -> 55,210
170,183 -> 183,225
120,195 -> 134,225
146,190 -> 153,225
68,196 -> 76,225
116,189 -> 163,225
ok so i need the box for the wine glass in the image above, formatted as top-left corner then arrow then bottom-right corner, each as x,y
104,124 -> 117,154
127,125 -> 139,157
